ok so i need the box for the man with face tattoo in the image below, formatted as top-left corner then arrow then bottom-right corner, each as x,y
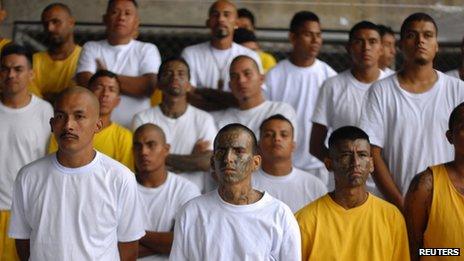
296,126 -> 409,261
132,58 -> 217,192
169,124 -> 301,261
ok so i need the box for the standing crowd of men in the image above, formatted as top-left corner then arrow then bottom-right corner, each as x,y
1,0 -> 464,260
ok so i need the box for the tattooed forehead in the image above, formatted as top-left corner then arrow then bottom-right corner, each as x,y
215,130 -> 252,150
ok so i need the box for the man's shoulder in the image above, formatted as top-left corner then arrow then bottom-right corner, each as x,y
182,41 -> 209,55
134,106 -> 160,120
369,194 -> 404,218
267,59 -> 290,74
107,122 -> 132,137
295,194 -> 328,218
82,39 -> 106,50
17,154 -> 55,181
130,40 -> 159,52
31,95 -> 53,111
187,105 -> 215,119
265,100 -> 295,114
438,70 -> 464,88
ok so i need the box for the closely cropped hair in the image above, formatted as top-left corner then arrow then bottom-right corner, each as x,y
259,114 -> 294,136
214,123 -> 258,155
88,69 -> 121,93
448,102 -> 464,130
328,126 -> 370,149
1,43 -> 33,67
377,24 -> 395,37
157,57 -> 191,81
238,8 -> 255,27
42,2 -> 72,16
233,28 -> 257,44
400,12 -> 437,40
290,11 -> 320,33
230,55 -> 260,72
107,0 -> 138,12
349,21 -> 380,42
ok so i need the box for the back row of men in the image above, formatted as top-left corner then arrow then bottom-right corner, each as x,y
1,0 -> 464,260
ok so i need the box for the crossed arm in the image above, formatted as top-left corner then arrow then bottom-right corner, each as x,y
166,139 -> 213,173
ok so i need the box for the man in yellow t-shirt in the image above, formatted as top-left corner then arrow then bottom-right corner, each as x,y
30,3 -> 81,102
295,126 -> 410,261
405,103 -> 464,261
49,70 -> 134,170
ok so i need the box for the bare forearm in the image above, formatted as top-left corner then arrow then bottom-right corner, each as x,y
309,123 -> 328,163
188,88 -> 237,111
118,74 -> 156,97
166,152 -> 212,172
371,147 -> 404,209
76,72 -> 93,87
138,244 -> 157,258
15,239 -> 30,261
118,241 -> 139,261
140,232 -> 173,255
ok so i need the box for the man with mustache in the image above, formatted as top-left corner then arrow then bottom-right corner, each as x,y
0,44 -> 52,260
311,21 -> 385,194
49,70 -> 134,170
133,123 -> 200,260
30,3 -> 81,102
9,87 -> 145,260
358,13 -> 464,209
170,123 -> 301,260
296,126 -> 409,260
181,0 -> 262,111
132,58 -> 217,192
76,0 -> 161,128
265,11 -> 337,189
253,114 -> 326,213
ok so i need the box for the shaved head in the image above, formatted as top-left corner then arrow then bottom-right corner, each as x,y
55,86 -> 100,116
134,123 -> 166,144
208,0 -> 237,16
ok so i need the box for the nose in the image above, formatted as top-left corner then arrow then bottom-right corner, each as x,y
140,145 -> 149,156
223,148 -> 235,163
63,115 -> 75,131
7,68 -> 15,79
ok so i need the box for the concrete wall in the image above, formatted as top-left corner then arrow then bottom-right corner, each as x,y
2,0 -> 464,41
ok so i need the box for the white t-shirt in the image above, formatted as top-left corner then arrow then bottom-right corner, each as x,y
169,190 -> 301,261
265,59 -> 337,171
181,42 -> 262,91
215,100 -> 298,140
77,39 -> 161,128
9,152 -> 146,261
359,71 -> 464,194
132,105 -> 217,191
0,95 -> 52,210
445,69 -> 461,79
252,167 -> 327,213
138,172 -> 200,261
382,67 -> 395,77
312,69 -> 386,196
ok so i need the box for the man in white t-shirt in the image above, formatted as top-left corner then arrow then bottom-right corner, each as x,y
0,44 -> 53,261
253,114 -> 326,213
311,21 -> 385,193
445,36 -> 463,80
216,55 -> 297,139
378,24 -> 396,76
133,124 -> 200,261
9,87 -> 146,261
265,11 -> 337,185
76,0 -> 161,128
132,58 -> 217,192
170,124 -> 301,261
359,13 -> 464,209
181,0 -> 262,111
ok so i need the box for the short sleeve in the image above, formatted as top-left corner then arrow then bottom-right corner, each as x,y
311,80 -> 333,128
200,114 -> 218,151
169,210 -> 189,261
76,41 -> 97,74
116,174 -> 146,242
139,43 -> 161,75
358,84 -> 385,148
131,113 -> 145,132
8,171 -> 31,239
278,207 -> 301,261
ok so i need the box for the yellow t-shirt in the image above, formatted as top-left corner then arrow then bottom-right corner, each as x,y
48,122 -> 134,171
0,38 -> 11,51
259,51 -> 276,73
150,89 -> 162,106
423,164 -> 464,260
30,46 -> 82,99
295,193 -> 410,261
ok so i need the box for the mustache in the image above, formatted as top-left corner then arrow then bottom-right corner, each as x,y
60,132 -> 78,139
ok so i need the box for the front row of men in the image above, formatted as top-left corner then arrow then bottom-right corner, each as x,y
6,83 -> 464,260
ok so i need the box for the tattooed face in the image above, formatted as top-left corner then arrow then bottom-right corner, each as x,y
329,139 -> 373,188
213,129 -> 259,184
